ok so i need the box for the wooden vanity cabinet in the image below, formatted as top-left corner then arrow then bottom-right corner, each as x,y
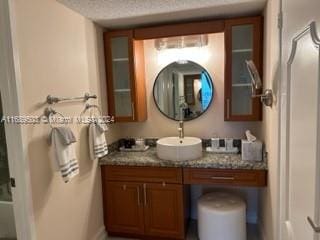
184,168 -> 267,187
104,30 -> 147,122
101,166 -> 188,240
144,183 -> 185,238
224,16 -> 263,121
104,181 -> 145,235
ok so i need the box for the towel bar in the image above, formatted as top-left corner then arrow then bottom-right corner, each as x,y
46,93 -> 97,104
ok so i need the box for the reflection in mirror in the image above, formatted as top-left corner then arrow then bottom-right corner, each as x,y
153,61 -> 214,121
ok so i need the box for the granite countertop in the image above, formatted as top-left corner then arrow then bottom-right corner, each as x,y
99,147 -> 268,170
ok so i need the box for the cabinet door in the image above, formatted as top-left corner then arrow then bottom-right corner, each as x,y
104,181 -> 144,234
143,183 -> 185,239
225,16 -> 263,121
105,30 -> 135,122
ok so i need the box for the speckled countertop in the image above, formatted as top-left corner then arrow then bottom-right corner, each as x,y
99,148 -> 268,170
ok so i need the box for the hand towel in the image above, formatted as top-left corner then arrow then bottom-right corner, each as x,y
89,122 -> 108,160
48,126 -> 76,145
49,127 -> 79,183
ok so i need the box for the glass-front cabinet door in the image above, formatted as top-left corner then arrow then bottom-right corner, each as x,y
104,30 -> 147,122
105,31 -> 135,121
111,36 -> 133,118
224,17 -> 263,121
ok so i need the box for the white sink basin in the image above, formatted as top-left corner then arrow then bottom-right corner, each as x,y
156,137 -> 202,161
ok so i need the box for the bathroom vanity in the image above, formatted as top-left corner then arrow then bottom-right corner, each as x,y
101,12 -> 266,240
100,148 -> 267,239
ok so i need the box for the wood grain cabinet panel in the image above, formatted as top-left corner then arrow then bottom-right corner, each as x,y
104,30 -> 147,122
102,165 -> 183,184
144,183 -> 185,239
104,181 -> 144,234
224,16 -> 263,121
134,20 -> 225,39
101,166 -> 187,239
184,168 -> 267,187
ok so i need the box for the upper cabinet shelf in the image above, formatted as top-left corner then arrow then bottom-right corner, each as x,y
232,83 -> 252,87
224,16 -> 263,121
112,58 -> 129,62
104,30 -> 147,122
232,48 -> 253,53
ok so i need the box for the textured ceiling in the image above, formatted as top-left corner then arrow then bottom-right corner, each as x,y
58,0 -> 267,28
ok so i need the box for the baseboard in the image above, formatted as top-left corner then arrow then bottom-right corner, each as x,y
93,226 -> 107,240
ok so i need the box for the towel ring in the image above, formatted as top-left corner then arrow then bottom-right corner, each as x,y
44,107 -> 66,128
48,112 -> 66,129
80,103 -> 102,118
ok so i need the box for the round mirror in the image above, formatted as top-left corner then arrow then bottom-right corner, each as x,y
153,61 -> 214,121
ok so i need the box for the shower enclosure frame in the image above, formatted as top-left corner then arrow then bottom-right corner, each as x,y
0,1 -> 36,239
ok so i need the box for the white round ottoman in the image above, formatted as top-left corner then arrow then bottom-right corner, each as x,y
197,192 -> 246,240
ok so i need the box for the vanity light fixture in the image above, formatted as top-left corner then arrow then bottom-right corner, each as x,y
176,60 -> 189,64
155,34 -> 208,50
155,34 -> 210,65
246,60 -> 273,107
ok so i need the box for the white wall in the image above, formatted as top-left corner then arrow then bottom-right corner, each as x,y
260,0 -> 280,239
12,0 -> 120,239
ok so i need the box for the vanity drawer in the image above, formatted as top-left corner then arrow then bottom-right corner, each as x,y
102,165 -> 183,184
183,168 -> 267,187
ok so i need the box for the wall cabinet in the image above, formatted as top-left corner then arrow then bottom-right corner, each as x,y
224,16 -> 263,121
104,30 -> 147,122
101,166 -> 188,239
104,16 -> 263,122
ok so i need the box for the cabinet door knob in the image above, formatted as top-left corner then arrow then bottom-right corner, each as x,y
122,185 -> 126,190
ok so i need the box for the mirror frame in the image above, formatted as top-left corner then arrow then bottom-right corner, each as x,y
152,60 -> 214,121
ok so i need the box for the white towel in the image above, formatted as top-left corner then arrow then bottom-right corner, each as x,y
49,127 -> 79,183
89,122 -> 108,160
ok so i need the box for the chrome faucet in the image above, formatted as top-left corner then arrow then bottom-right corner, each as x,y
178,121 -> 184,139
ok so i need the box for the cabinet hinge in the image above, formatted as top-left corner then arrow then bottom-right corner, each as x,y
278,12 -> 283,30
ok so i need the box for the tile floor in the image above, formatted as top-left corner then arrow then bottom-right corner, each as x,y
106,221 -> 260,240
